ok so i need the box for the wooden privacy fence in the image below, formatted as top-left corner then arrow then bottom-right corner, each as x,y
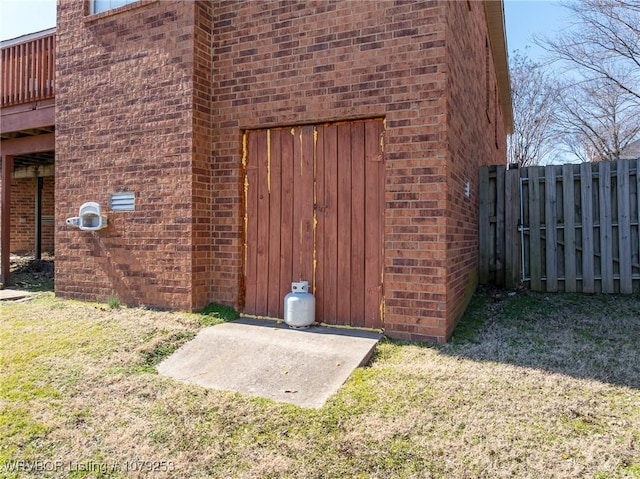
479,158 -> 640,293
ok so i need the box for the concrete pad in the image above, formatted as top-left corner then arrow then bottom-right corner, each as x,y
157,318 -> 381,408
0,289 -> 32,301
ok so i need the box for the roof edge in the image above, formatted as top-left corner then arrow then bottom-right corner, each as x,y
483,1 -> 513,134
1,28 -> 56,48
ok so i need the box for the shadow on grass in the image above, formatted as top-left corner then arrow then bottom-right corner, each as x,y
439,287 -> 640,390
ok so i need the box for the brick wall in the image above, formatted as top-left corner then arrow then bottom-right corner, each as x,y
6,176 -> 54,254
210,0 -> 506,341
8,178 -> 34,253
55,0 -> 211,309
443,2 -> 508,338
54,0 -> 507,341
211,1 -> 450,335
191,2 -> 214,308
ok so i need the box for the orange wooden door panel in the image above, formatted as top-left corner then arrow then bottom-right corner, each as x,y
244,119 -> 384,328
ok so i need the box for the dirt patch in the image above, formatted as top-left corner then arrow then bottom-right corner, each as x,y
8,253 -> 54,291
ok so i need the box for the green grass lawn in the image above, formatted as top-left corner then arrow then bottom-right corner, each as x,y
1,290 -> 639,478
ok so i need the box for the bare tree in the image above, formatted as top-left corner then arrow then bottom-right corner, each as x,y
535,0 -> 640,162
554,75 -> 640,162
507,51 -> 559,167
539,0 -> 640,101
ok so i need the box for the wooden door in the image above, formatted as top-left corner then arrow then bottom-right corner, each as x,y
244,119 -> 384,329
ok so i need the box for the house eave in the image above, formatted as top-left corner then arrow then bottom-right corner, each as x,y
484,0 -> 513,134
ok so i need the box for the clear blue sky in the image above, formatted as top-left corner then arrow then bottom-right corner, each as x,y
1,0 -> 572,49
504,0 -> 572,61
0,0 -> 56,42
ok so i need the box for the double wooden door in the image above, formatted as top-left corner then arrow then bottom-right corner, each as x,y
243,119 -> 384,329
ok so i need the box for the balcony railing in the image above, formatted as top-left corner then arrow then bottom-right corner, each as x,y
1,31 -> 55,108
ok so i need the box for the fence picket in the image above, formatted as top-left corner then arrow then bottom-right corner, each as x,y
528,168 -> 542,290
637,159 -> 640,285
581,163 -> 595,293
504,168 -> 521,289
618,160 -> 633,293
545,166 -> 558,291
598,161 -> 613,293
478,167 -> 490,284
562,165 -> 577,292
496,165 -> 506,286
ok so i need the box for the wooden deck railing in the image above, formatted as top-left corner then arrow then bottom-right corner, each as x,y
1,32 -> 55,108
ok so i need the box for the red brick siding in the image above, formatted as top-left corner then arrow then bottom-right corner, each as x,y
210,0 -> 504,341
443,2 -> 507,339
210,0 -> 451,337
5,176 -> 54,254
54,0 -> 508,342
55,0 -> 208,309
191,1 -> 214,308
8,178 -> 34,253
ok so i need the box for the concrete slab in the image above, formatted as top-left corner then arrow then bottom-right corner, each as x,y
0,289 -> 32,301
157,318 -> 382,408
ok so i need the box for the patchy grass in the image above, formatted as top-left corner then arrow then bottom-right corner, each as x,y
107,296 -> 121,310
0,290 -> 639,478
199,302 -> 240,326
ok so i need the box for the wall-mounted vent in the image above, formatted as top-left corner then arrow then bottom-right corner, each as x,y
110,192 -> 135,211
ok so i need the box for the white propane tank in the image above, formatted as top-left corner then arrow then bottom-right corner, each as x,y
284,281 -> 315,328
